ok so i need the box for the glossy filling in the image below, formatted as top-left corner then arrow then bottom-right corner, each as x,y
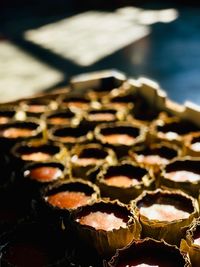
102,134 -> 135,145
88,113 -> 116,122
158,131 -> 179,140
21,152 -> 51,161
27,105 -> 47,113
64,102 -> 89,109
104,175 -> 140,188
0,116 -> 10,124
165,170 -> 200,182
191,142 -> 200,152
137,155 -> 169,165
71,155 -> 103,166
48,117 -> 71,125
46,191 -> 91,209
1,128 -> 34,138
77,211 -> 126,231
25,166 -> 62,182
139,204 -> 190,222
56,136 -> 77,143
193,236 -> 200,246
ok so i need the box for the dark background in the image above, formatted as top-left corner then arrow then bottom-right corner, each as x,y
1,0 -> 200,105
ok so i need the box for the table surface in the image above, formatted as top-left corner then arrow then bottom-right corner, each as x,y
1,3 -> 200,105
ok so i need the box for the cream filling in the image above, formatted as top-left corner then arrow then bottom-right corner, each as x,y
136,155 -> 169,165
140,204 -> 190,222
102,134 -> 135,145
105,175 -> 140,188
77,211 -> 127,231
165,170 -> 200,182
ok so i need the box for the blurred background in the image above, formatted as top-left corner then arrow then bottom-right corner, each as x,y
1,0 -> 200,104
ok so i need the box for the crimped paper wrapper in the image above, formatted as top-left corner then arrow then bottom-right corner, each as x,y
48,124 -> 93,149
70,199 -> 141,258
19,160 -> 68,203
81,107 -> 128,130
43,108 -> 81,129
132,189 -> 199,246
183,132 -> 200,157
101,88 -> 135,112
106,238 -> 191,267
160,157 -> 200,197
129,141 -> 180,176
96,160 -> 155,203
0,118 -> 45,152
59,93 -> 92,111
148,116 -> 199,147
94,121 -> 147,159
35,178 -> 100,227
71,143 -> 117,180
181,218 -> 200,267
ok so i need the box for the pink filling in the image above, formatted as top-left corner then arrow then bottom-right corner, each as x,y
165,170 -> 200,182
88,113 -> 116,122
77,211 -> 126,231
21,152 -> 51,161
105,175 -> 140,188
137,155 -> 169,165
140,204 -> 190,222
1,128 -> 34,138
191,142 -> 200,152
46,191 -> 91,209
102,134 -> 135,145
25,167 -> 62,182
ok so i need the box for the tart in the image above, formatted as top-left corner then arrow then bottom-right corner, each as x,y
160,158 -> 200,197
95,122 -> 146,158
70,199 -> 141,257
96,161 -> 155,203
49,125 -> 93,148
107,238 -> 191,267
132,189 -> 199,245
71,143 -> 117,179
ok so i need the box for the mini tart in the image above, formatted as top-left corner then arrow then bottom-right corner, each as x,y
95,122 -> 146,158
49,125 -> 93,148
20,98 -> 57,118
96,161 -> 155,203
0,222 -> 69,267
0,119 -> 44,151
184,132 -> 200,157
60,94 -> 91,111
43,108 -> 81,128
11,141 -> 68,171
160,158 -> 200,197
23,161 -> 66,184
71,143 -> 117,179
70,199 -> 141,257
37,179 -> 100,226
129,142 -> 179,174
82,107 -> 127,129
149,117 -> 199,146
132,189 -> 199,245
181,218 -> 200,267
107,238 -> 191,267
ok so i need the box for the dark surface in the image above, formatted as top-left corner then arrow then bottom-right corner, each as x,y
1,2 -> 200,105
